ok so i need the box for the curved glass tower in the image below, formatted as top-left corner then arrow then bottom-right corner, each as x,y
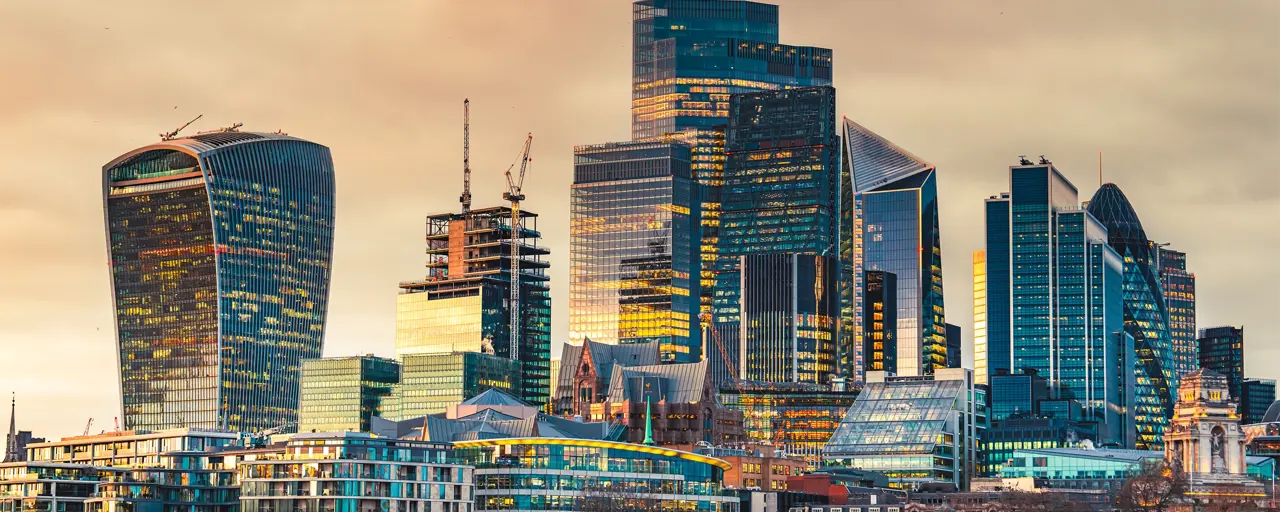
103,131 -> 335,433
1087,183 -> 1174,450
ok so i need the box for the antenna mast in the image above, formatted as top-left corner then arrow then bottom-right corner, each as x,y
1098,151 -> 1103,187
460,99 -> 472,213
160,114 -> 203,141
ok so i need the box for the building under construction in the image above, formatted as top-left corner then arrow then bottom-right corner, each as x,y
396,206 -> 551,406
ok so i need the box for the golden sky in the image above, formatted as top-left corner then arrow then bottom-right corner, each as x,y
0,0 -> 1276,438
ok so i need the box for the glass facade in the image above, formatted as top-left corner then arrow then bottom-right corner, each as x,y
718,383 -> 859,469
972,251 -> 988,385
822,369 -> 984,491
1199,325 -> 1245,404
981,163 -> 1133,449
631,0 -> 832,321
739,254 -> 838,384
404,207 -> 551,406
298,356 -> 399,434
945,323 -> 961,369
1087,183 -> 1176,450
712,86 -> 838,386
1242,379 -> 1276,425
387,352 -> 521,419
455,438 -> 739,511
842,120 -> 946,382
980,418 -> 1098,477
236,433 -> 472,512
999,448 -> 1155,487
570,142 -> 701,363
988,371 -> 1049,423
862,271 -> 897,374
103,132 -> 335,433
1158,247 -> 1197,380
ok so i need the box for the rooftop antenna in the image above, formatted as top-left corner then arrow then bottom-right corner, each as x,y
460,99 -> 472,213
1018,155 -> 1033,166
1098,151 -> 1103,187
160,114 -> 203,141
1038,155 -> 1050,165
196,122 -> 243,135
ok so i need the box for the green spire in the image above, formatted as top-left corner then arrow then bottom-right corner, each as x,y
643,396 -> 654,446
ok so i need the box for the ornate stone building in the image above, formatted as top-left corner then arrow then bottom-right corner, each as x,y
1165,368 -> 1266,505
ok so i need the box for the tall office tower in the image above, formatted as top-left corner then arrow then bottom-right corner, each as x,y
631,0 -> 832,318
1198,326 -> 1245,402
841,119 -> 947,382
1158,247 -> 1197,379
980,160 -> 1134,448
946,324 -> 962,369
569,142 -> 701,362
1087,184 -> 1176,449
711,86 -> 838,386
862,271 -> 897,374
1242,379 -> 1276,425
103,130 -> 335,432
972,251 -> 989,385
397,207 -> 551,405
739,254 -> 838,384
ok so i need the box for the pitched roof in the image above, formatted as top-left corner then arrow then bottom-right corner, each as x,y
462,388 -> 530,407
418,410 -> 615,443
556,339 -> 661,400
606,360 -> 710,404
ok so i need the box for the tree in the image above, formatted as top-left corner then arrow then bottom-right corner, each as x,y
1115,461 -> 1189,512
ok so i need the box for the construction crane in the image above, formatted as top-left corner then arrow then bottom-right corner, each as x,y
82,418 -> 93,436
701,312 -> 784,450
502,134 -> 533,366
160,114 -> 202,141
459,99 -> 472,213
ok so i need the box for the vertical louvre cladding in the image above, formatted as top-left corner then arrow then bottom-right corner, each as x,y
105,134 -> 336,433
107,150 -> 218,431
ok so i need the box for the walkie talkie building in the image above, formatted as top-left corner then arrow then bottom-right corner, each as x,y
103,130 -> 336,433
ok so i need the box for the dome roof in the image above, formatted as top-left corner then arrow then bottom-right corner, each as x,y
1262,400 -> 1280,423
1086,183 -> 1150,248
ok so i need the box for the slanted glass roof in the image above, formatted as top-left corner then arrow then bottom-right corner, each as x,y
823,379 -> 964,456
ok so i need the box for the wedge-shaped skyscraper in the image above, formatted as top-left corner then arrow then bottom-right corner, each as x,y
840,119 -> 947,382
103,130 -> 335,432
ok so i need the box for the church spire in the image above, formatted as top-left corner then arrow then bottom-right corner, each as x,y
3,393 -> 18,463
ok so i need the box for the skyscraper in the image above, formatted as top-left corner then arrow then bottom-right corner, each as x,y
1242,378 -> 1276,425
739,253 -> 838,384
1158,247 -> 1197,379
862,271 -> 897,374
972,251 -> 989,385
569,141 -> 701,362
946,323 -> 962,369
711,86 -> 839,385
631,0 -> 832,317
1087,183 -> 1176,449
1198,325 -> 1245,402
979,159 -> 1133,448
397,207 -> 551,406
103,130 -> 335,432
842,119 -> 947,382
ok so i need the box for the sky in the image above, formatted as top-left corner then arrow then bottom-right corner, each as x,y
0,0 -> 1277,439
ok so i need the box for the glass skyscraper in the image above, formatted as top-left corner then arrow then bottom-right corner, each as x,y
1158,247 -> 1197,379
1198,325 -> 1245,402
739,253 -> 838,384
1087,183 -> 1176,449
631,0 -> 832,318
569,141 -> 701,363
842,119 -> 947,382
979,161 -> 1133,448
103,130 -> 335,433
398,207 -> 551,406
711,86 -> 838,386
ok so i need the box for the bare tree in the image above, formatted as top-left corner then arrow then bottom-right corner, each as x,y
1115,461 -> 1188,512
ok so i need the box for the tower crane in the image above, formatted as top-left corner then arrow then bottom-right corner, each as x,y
459,99 -> 472,213
160,114 -> 202,141
82,418 -> 93,436
502,135 -> 533,366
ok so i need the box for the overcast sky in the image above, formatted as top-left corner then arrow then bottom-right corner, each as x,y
1,0 -> 1276,439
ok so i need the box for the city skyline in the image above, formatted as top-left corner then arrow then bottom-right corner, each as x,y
1,0 -> 1277,439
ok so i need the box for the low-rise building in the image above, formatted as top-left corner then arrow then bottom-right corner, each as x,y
454,437 -> 739,511
0,463 -> 110,512
697,445 -> 807,492
233,432 -> 473,512
822,369 -> 986,491
719,381 -> 859,469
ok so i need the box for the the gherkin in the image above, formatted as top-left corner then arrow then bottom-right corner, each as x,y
1086,183 -> 1175,450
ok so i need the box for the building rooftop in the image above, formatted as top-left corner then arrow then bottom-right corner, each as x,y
606,359 -> 711,404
